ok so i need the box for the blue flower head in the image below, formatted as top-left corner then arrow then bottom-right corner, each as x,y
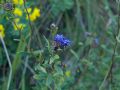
54,34 -> 71,47
61,39 -> 71,46
54,34 -> 64,43
4,3 -> 15,11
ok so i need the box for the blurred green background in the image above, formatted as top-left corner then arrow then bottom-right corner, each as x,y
0,0 -> 120,90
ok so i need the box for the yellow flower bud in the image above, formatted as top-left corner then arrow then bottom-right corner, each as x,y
0,24 -> 5,38
14,8 -> 22,16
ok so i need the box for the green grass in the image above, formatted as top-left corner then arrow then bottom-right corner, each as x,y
0,0 -> 120,90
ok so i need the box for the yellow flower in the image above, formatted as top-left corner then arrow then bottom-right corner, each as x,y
13,8 -> 22,16
29,14 -> 37,21
25,8 -> 32,19
0,24 -> 5,38
13,18 -> 25,30
14,23 -> 26,30
19,0 -> 23,5
13,0 -> 19,4
12,0 -> 23,5
27,8 -> 32,13
65,70 -> 71,77
33,8 -> 40,17
26,7 -> 40,21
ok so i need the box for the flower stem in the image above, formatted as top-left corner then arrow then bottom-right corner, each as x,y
0,37 -> 12,90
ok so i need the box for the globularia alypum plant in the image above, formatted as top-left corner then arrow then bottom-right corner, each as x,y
33,24 -> 71,90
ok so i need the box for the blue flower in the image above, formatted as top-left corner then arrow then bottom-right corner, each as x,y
4,3 -> 15,11
54,34 -> 64,42
61,39 -> 71,46
54,34 -> 71,47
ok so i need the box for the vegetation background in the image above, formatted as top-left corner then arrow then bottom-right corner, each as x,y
0,0 -> 120,90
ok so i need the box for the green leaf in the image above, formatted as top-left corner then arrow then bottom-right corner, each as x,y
33,75 -> 40,80
70,49 -> 79,60
35,64 -> 47,73
116,35 -> 120,43
43,35 -> 51,52
54,66 -> 63,76
46,75 -> 53,87
50,54 -> 60,64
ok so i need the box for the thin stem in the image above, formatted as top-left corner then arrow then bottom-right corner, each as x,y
23,0 -> 34,51
98,43 -> 117,90
22,60 -> 35,74
23,0 -> 33,33
99,0 -> 120,90
0,37 -> 12,90
108,0 -> 120,86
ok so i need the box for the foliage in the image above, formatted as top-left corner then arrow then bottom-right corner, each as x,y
0,0 -> 120,90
